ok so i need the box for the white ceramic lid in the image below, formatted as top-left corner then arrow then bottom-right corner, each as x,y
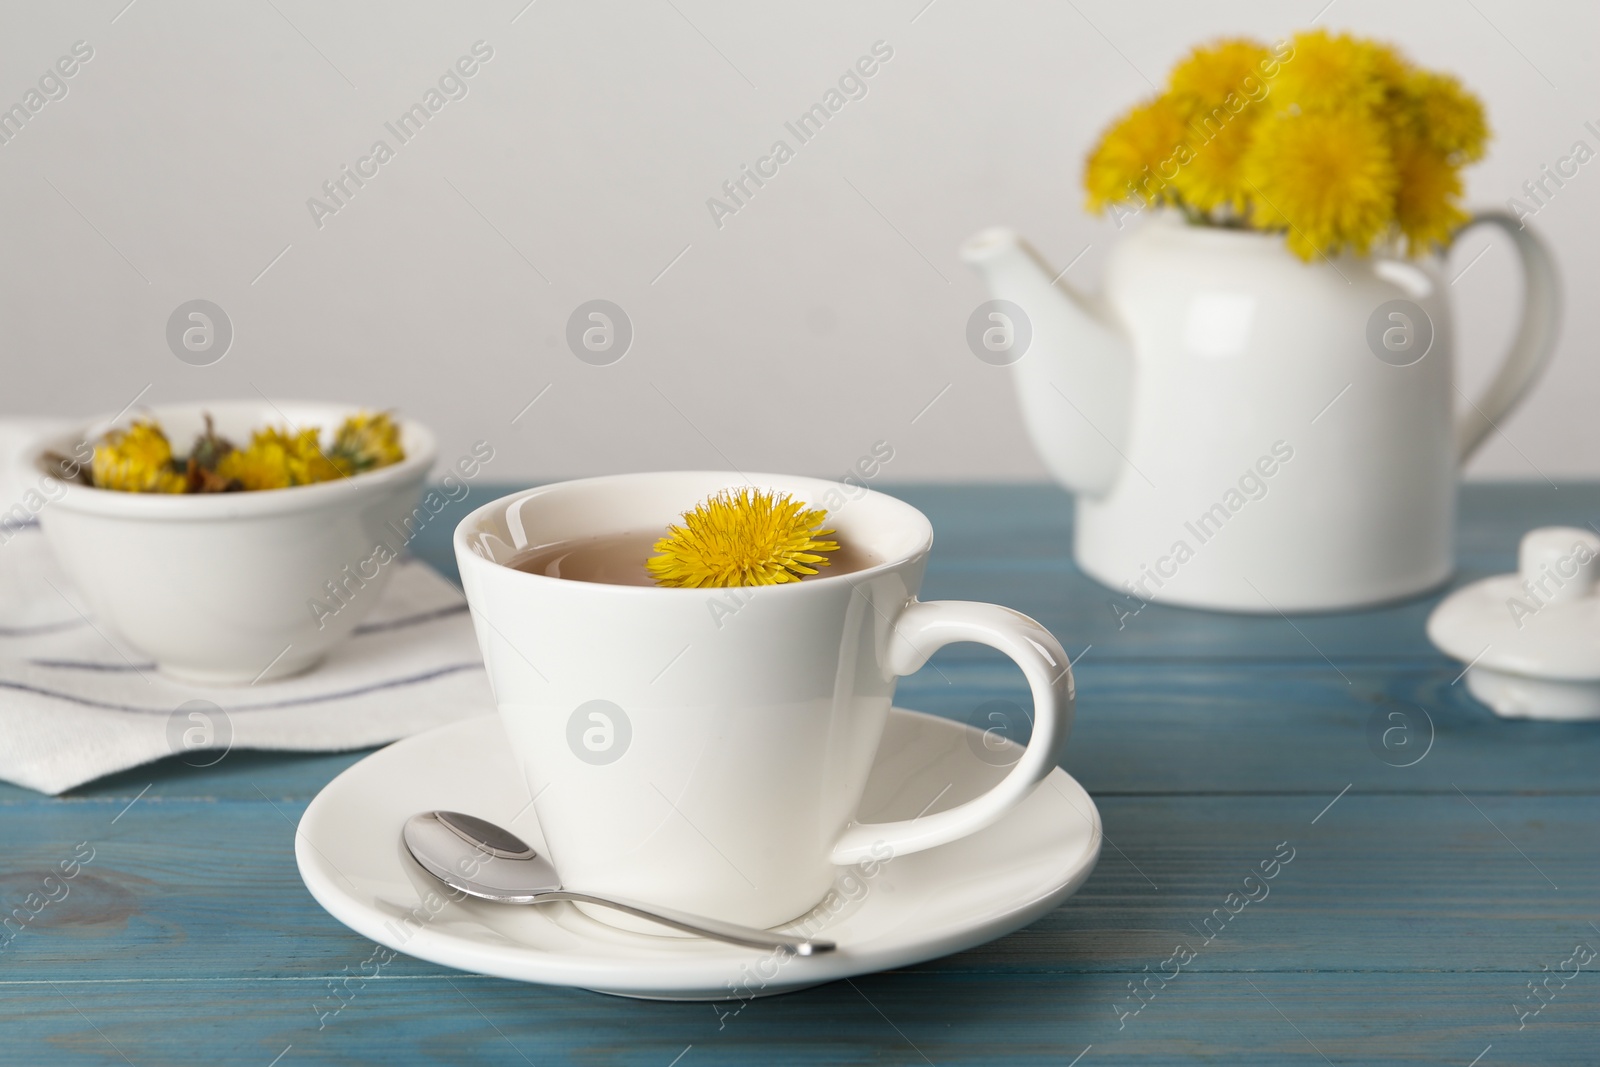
1427,526 -> 1600,681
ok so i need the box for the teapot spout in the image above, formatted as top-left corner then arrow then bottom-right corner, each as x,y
961,227 -> 1133,498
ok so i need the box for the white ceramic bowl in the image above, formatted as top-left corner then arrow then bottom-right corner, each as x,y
26,401 -> 436,684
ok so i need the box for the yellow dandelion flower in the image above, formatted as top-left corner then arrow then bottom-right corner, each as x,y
216,451 -> 287,491
1166,39 -> 1273,214
1169,38 -> 1271,118
1172,115 -> 1257,216
1400,70 -> 1489,162
216,429 -> 292,491
1392,134 -> 1468,254
282,428 -> 341,485
330,411 -> 405,475
1362,40 -> 1413,97
216,427 -> 341,491
92,421 -> 186,493
1083,95 -> 1191,212
1245,109 -> 1397,260
1269,29 -> 1386,114
647,488 -> 841,589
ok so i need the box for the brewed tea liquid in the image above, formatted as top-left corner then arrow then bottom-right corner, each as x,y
508,530 -> 882,587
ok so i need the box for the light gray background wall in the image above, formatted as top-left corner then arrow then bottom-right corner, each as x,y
1,0 -> 1593,483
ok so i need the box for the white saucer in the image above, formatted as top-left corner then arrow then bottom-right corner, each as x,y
296,707 -> 1102,1000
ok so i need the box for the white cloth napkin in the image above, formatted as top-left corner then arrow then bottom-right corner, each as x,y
0,419 -> 493,795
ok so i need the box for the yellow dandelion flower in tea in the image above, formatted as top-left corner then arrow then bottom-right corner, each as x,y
330,412 -> 405,475
1268,29 -> 1387,114
1245,109 -> 1397,260
92,421 -> 186,493
1392,134 -> 1468,255
647,489 -> 841,589
1083,95 -> 1190,212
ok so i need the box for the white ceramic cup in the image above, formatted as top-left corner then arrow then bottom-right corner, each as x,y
454,471 -> 1075,931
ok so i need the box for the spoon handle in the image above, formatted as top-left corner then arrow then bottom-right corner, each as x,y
533,890 -> 834,956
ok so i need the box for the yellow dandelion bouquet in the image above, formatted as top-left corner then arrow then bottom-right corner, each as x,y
1084,29 -> 1488,260
85,412 -> 404,494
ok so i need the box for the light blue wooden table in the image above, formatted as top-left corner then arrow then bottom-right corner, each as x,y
4,483 -> 1598,1066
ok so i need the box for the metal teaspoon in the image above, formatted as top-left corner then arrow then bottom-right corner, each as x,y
402,811 -> 835,956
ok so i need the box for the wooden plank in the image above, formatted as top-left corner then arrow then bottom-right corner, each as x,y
1,795 -> 1593,982
901,660 -> 1600,795
2,970 -> 1593,1066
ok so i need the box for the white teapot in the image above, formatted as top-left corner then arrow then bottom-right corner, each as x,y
962,212 -> 1560,614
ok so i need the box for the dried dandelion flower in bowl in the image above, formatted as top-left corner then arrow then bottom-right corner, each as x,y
90,421 -> 189,494
86,410 -> 406,494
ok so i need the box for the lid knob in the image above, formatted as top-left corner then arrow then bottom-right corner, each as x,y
1517,526 -> 1600,605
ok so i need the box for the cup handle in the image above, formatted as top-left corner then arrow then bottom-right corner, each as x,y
829,600 -> 1074,866
1451,211 -> 1562,463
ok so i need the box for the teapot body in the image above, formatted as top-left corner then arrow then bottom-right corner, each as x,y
1071,217 -> 1456,613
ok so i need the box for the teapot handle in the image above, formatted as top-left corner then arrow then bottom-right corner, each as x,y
1452,211 -> 1562,463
